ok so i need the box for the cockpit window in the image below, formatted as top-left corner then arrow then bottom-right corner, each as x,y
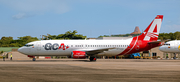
163,44 -> 170,46
24,44 -> 34,47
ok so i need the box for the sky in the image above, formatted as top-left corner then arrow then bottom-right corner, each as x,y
0,0 -> 180,39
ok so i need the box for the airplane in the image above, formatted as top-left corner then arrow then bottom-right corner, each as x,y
18,15 -> 163,61
159,40 -> 180,53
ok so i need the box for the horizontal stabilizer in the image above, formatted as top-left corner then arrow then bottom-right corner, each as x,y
148,40 -> 169,44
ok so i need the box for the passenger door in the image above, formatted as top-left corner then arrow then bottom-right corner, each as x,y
37,42 -> 41,51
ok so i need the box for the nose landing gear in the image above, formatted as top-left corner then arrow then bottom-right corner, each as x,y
28,55 -> 36,61
32,58 -> 36,61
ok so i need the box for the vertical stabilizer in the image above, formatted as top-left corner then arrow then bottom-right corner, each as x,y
138,15 -> 163,41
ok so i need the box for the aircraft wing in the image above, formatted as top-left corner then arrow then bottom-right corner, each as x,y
85,48 -> 115,55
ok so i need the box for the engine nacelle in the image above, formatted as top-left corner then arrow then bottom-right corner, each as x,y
71,51 -> 87,59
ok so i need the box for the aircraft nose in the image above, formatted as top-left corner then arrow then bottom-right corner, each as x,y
159,46 -> 165,52
18,48 -> 23,53
18,47 -> 30,55
18,47 -> 26,54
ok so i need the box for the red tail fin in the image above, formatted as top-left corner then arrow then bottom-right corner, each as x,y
138,15 -> 163,41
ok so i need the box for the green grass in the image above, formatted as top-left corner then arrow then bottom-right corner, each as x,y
0,47 -> 19,52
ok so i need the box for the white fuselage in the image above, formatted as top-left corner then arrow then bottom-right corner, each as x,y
18,15 -> 163,57
159,40 -> 180,53
18,39 -> 132,56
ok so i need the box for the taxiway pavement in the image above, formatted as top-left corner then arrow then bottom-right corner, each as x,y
0,59 -> 180,82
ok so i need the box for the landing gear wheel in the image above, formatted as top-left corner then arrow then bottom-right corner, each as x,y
32,58 -> 36,61
89,57 -> 96,61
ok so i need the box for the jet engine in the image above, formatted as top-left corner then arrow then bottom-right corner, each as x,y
71,51 -> 87,59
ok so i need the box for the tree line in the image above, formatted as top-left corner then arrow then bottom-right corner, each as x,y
98,31 -> 180,40
0,30 -> 86,47
42,30 -> 86,40
0,31 -> 180,47
158,32 -> 180,40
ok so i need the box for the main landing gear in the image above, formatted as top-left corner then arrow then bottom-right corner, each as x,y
89,57 -> 96,61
